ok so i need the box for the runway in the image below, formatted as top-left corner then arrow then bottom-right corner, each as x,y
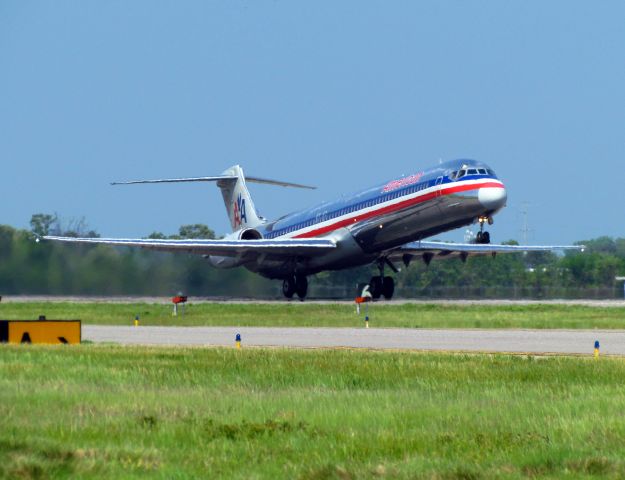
84,325 -> 625,355
5,296 -> 625,307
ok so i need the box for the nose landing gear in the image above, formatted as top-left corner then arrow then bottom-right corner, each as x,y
475,216 -> 493,244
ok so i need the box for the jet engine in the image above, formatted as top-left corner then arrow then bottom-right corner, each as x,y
207,228 -> 263,269
238,228 -> 263,240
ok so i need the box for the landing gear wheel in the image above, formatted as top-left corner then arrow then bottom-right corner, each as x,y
476,231 -> 491,244
476,216 -> 492,244
295,275 -> 308,300
382,276 -> 395,300
282,276 -> 296,299
369,276 -> 383,299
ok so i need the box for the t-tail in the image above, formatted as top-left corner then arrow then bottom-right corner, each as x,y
111,165 -> 316,233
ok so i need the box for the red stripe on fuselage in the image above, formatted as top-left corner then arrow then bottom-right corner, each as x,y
293,181 -> 504,239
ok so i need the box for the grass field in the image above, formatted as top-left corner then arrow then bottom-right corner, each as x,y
2,345 -> 625,478
1,302 -> 625,329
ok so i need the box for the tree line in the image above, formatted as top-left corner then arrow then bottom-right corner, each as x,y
0,214 -> 623,298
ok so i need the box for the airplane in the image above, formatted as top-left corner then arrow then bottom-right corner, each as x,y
44,159 -> 583,300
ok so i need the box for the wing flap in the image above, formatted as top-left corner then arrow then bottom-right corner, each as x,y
43,236 -> 336,257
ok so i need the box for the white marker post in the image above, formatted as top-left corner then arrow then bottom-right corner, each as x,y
355,285 -> 373,327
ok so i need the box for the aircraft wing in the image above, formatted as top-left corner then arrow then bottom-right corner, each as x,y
388,240 -> 584,264
43,236 -> 336,257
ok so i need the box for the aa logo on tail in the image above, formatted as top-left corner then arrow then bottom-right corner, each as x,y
233,193 -> 247,228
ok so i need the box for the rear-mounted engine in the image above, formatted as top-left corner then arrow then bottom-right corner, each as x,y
239,228 -> 263,240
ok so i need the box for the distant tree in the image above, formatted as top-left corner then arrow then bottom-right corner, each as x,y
30,213 -> 58,237
60,216 -> 99,238
7,219 -> 625,296
177,224 -> 215,239
578,236 -> 616,255
616,238 -> 625,259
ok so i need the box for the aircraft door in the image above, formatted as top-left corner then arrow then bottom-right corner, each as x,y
435,176 -> 443,197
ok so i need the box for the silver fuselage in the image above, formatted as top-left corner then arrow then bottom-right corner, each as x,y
210,159 -> 507,279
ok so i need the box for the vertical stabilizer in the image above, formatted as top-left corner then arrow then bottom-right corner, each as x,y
217,165 -> 263,231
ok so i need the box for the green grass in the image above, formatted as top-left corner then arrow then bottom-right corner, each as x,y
1,302 -> 625,329
2,345 -> 625,478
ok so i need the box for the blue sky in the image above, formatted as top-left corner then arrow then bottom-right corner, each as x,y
1,1 -> 624,244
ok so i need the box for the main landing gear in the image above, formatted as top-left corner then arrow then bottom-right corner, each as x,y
367,259 -> 395,300
368,275 -> 394,300
282,275 -> 308,300
475,216 -> 493,244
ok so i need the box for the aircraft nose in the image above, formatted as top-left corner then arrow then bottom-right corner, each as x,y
478,186 -> 507,211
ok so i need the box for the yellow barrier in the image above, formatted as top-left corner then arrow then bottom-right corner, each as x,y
0,320 -> 81,344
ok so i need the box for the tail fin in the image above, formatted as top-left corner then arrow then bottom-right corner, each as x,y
111,165 -> 315,233
217,165 -> 263,231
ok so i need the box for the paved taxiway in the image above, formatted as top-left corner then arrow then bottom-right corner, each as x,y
84,326 -> 625,355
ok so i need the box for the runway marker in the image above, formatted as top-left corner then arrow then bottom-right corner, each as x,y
172,295 -> 187,316
355,285 -> 372,315
134,315 -> 139,327
235,332 -> 241,349
594,340 -> 600,358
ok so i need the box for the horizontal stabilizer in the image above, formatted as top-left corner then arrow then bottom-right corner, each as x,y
245,176 -> 316,189
111,176 -> 238,186
111,175 -> 315,189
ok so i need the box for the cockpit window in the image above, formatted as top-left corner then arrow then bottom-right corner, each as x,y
467,168 -> 478,175
449,171 -> 457,180
457,169 -> 466,179
477,168 -> 487,174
